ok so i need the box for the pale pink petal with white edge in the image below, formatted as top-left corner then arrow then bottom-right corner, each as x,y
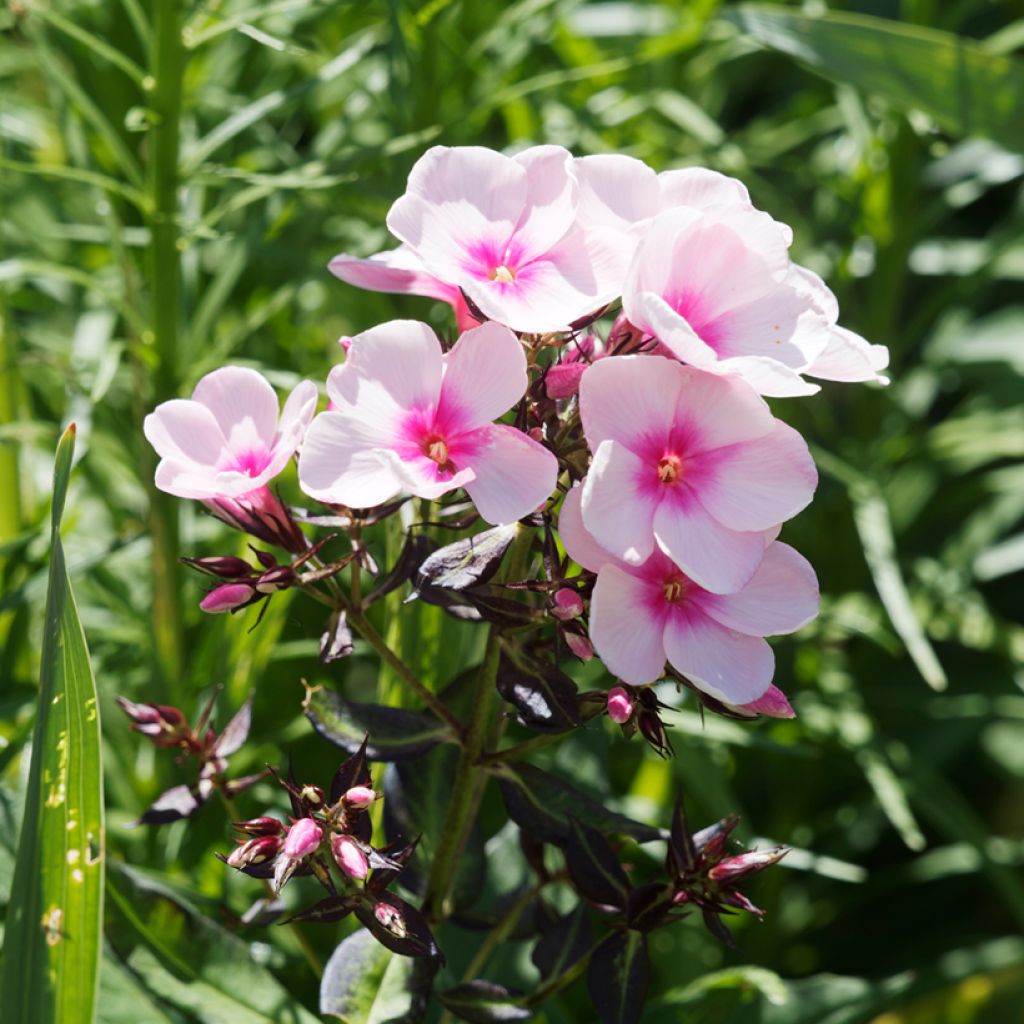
558,484 -> 620,574
192,366 -> 280,453
590,564 -> 668,685
657,167 -> 752,212
511,146 -> 579,261
701,543 -> 819,637
694,421 -> 817,533
144,399 -> 226,469
808,326 -> 890,384
439,322 -> 527,430
573,154 -> 660,234
652,498 -> 767,595
738,685 -> 796,719
460,424 -> 558,525
581,441 -> 657,566
663,610 -> 774,705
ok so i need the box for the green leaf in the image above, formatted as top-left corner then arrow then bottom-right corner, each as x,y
0,425 -> 105,1024
303,683 -> 450,761
440,980 -> 533,1023
105,864 -> 321,1024
320,928 -> 434,1023
723,6 -> 1024,153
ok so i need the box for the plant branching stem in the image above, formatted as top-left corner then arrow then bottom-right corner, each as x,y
423,524 -> 535,922
146,1 -> 186,690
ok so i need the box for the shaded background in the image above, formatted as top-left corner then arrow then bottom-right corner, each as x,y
2,0 -> 1023,1020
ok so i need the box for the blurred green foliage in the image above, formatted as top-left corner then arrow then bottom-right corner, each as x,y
2,1 -> 1023,1021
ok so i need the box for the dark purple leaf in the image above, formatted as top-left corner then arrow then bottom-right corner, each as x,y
624,882 -> 674,933
413,524 -> 518,592
133,783 -> 209,826
304,685 -> 449,761
496,649 -> 580,733
667,797 -> 695,877
564,821 -> 630,909
702,907 -> 736,948
223,768 -> 270,796
439,981 -> 532,1023
355,894 -> 442,960
329,735 -> 371,805
285,894 -> 360,925
364,531 -> 434,606
497,764 -> 665,845
531,905 -> 593,981
212,695 -> 252,757
586,931 -> 650,1024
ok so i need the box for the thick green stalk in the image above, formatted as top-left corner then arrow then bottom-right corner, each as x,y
0,292 -> 22,542
423,524 -> 534,922
146,0 -> 186,688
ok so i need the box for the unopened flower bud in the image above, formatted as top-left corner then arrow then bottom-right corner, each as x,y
115,697 -> 188,747
233,816 -> 285,837
183,555 -> 254,579
564,632 -> 593,662
551,588 -> 584,621
283,817 -> 323,860
708,847 -> 787,883
374,901 -> 407,937
227,835 -> 282,868
255,565 -> 296,594
607,686 -> 635,725
342,786 -> 377,810
331,834 -> 369,880
338,335 -> 353,354
200,583 -> 254,614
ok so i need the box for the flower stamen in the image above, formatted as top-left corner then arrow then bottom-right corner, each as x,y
657,455 -> 682,484
489,264 -> 516,283
663,577 -> 688,604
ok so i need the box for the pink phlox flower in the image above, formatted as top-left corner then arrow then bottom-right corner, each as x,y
144,366 -> 317,500
579,355 -> 817,594
559,484 -> 819,706
575,155 -> 888,393
377,145 -> 624,333
299,319 -> 558,524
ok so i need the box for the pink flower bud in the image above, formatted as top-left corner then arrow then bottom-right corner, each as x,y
708,847 -> 788,883
551,588 -> 584,621
331,835 -> 369,880
338,335 -> 353,354
545,361 -> 589,400
564,632 -> 593,662
342,786 -> 377,810
283,817 -> 323,860
739,685 -> 796,719
607,686 -> 635,725
227,835 -> 282,868
200,583 -> 254,614
255,565 -> 295,594
115,697 -> 188,747
183,555 -> 254,579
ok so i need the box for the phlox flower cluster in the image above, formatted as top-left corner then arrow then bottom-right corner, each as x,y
146,144 -> 890,716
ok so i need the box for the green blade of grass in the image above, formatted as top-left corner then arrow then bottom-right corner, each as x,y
724,5 -> 1024,153
0,424 -> 105,1024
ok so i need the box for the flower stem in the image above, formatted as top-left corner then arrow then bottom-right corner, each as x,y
146,0 -> 186,691
348,608 -> 466,739
423,523 -> 535,922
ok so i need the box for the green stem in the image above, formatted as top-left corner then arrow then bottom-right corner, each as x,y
480,730 -> 565,765
423,524 -> 535,922
348,609 -> 465,738
0,290 -> 22,543
146,0 -> 186,690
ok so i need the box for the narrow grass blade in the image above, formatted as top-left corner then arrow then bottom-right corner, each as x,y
0,425 -> 105,1024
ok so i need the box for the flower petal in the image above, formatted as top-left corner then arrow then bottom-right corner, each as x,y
192,366 -> 280,452
439,321 -> 527,431
715,356 -> 822,397
590,564 -> 668,685
574,153 -> 660,233
581,440 -> 657,565
653,498 -> 765,594
328,245 -> 461,303
558,482 -> 622,573
701,542 -> 819,636
511,145 -> 579,261
663,608 -> 774,705
694,420 -> 817,532
298,411 -> 403,508
657,167 -> 751,211
460,424 -> 558,525
807,326 -> 890,384
328,320 -> 444,430
579,354 -> 684,452
144,399 -> 226,469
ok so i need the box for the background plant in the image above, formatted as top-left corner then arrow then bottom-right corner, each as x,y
2,1 -> 1024,1022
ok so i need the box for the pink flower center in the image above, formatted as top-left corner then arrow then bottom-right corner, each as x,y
657,454 -> 682,484
228,448 -> 271,477
662,576 -> 689,604
488,264 -> 517,283
422,433 -> 458,478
